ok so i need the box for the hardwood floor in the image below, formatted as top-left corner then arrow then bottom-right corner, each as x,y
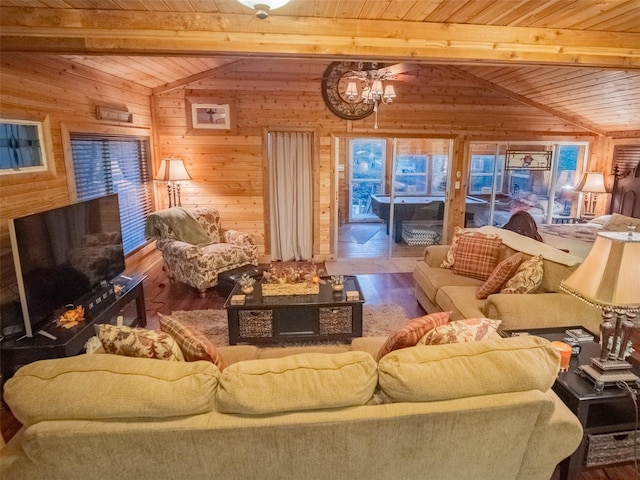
1,255 -> 636,479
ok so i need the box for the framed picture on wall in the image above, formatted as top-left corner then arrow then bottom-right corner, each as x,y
191,103 -> 231,130
0,119 -> 50,175
505,150 -> 552,170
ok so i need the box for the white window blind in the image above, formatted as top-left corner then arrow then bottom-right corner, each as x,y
70,134 -> 153,255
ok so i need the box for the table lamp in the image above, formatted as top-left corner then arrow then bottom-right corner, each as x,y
574,172 -> 607,218
155,156 -> 191,207
560,226 -> 640,390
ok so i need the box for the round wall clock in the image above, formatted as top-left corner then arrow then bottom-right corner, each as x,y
321,61 -> 374,120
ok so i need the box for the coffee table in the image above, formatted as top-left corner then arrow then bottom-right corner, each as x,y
500,326 -> 640,480
223,276 -> 365,345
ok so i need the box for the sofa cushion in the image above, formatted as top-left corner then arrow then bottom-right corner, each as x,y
441,227 -> 501,269
3,354 -> 220,425
95,324 -> 185,362
159,313 -> 225,371
451,233 -> 503,281
501,255 -> 543,294
476,252 -> 526,299
378,336 -> 559,403
434,286 -> 486,320
414,261 -> 483,305
418,318 -> 501,345
376,311 -> 451,360
216,351 -> 377,415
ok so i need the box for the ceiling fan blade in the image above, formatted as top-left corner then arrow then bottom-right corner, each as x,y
382,63 -> 413,75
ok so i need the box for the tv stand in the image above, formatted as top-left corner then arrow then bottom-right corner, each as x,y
1,275 -> 147,380
16,329 -> 58,342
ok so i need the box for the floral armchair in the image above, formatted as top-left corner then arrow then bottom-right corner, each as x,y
145,207 -> 258,297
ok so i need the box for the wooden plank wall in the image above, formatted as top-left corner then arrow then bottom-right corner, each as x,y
0,54 -> 152,306
153,60 -> 597,255
2,55 -> 634,314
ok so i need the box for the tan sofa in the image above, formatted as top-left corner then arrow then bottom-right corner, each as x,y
1,335 -> 582,480
413,227 -> 601,333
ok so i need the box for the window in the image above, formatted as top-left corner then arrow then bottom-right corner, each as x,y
467,141 -> 587,227
70,134 -> 153,254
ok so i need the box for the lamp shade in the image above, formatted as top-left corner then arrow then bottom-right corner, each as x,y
560,231 -> 640,311
574,172 -> 607,193
155,157 -> 191,182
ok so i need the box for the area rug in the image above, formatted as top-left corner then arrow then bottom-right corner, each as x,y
168,303 -> 410,347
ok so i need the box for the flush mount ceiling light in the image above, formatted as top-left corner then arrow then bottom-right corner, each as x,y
236,0 -> 291,19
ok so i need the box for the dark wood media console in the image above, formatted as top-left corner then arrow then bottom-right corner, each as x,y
0,275 -> 146,380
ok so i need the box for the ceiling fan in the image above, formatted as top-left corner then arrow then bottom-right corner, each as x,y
321,61 -> 415,126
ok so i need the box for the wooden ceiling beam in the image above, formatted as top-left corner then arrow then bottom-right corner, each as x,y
1,8 -> 639,68
151,59 -> 250,95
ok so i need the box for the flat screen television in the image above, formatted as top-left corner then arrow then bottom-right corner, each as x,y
8,194 -> 126,338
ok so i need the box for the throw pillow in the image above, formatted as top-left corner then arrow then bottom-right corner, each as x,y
500,254 -> 543,294
95,324 -> 184,361
476,252 -> 526,299
451,233 -> 503,281
376,311 -> 450,361
418,318 -> 502,345
159,313 -> 225,371
601,213 -> 640,232
441,227 -> 501,269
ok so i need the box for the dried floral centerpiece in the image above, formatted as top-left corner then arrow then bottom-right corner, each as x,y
261,264 -> 323,296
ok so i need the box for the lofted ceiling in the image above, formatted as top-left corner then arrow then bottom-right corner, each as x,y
1,0 -> 639,134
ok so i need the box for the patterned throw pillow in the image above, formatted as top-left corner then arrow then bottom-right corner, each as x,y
441,227 -> 501,269
500,254 -> 543,294
418,318 -> 502,345
376,311 -> 450,361
451,233 -> 503,281
96,324 -> 185,361
159,313 -> 225,371
476,252 -> 526,299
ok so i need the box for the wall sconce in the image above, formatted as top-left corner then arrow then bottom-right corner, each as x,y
155,156 -> 191,208
574,171 -> 607,218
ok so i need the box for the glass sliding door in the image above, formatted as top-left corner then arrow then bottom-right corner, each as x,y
349,138 -> 386,222
388,138 -> 450,258
337,136 -> 452,260
468,141 -> 588,227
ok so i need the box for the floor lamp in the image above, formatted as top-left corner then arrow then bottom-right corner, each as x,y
560,227 -> 640,391
155,156 -> 191,208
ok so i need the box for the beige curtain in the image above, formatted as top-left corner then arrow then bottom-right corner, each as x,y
268,131 -> 313,261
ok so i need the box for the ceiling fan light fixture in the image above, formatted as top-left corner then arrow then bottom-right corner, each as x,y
236,0 -> 291,19
345,81 -> 359,102
383,84 -> 396,102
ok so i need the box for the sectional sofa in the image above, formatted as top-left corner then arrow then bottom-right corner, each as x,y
413,226 -> 601,333
1,334 -> 582,480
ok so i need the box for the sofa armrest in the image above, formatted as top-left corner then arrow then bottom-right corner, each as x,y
483,292 -> 601,332
157,238 -> 201,260
222,229 -> 256,246
424,245 -> 450,267
517,390 -> 583,479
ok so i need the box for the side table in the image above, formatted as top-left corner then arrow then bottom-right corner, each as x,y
500,326 -> 639,480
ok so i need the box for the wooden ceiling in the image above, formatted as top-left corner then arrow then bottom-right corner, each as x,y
1,0 -> 639,134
